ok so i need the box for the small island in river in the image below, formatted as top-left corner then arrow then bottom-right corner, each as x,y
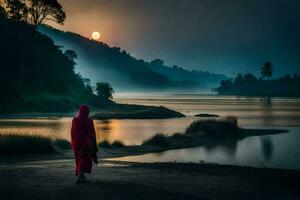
92,104 -> 185,120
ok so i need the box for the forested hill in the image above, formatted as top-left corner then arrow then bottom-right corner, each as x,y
0,16 -> 110,113
38,25 -> 227,92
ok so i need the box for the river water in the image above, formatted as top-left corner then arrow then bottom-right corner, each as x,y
1,94 -> 300,169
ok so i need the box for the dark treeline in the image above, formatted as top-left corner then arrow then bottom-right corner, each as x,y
0,12 -> 109,113
39,25 -> 227,92
215,73 -> 300,96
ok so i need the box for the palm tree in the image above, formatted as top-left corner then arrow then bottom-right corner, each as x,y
261,62 -> 273,80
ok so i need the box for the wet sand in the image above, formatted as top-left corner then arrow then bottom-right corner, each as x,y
0,151 -> 299,200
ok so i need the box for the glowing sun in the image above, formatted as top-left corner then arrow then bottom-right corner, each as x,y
91,31 -> 101,40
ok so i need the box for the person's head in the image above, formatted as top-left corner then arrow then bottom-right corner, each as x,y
77,104 -> 90,118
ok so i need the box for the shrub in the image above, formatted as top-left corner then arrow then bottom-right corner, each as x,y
185,116 -> 239,137
171,132 -> 187,139
111,140 -> 125,147
142,133 -> 170,146
98,140 -> 111,148
0,135 -> 55,154
221,116 -> 238,127
185,120 -> 218,135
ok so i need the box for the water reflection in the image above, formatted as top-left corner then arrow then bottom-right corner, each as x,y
95,120 -> 112,142
98,120 -> 112,133
204,141 -> 238,157
259,97 -> 274,126
94,118 -> 192,145
260,136 -> 273,161
108,127 -> 300,170
0,118 -> 71,139
0,117 -> 194,145
262,96 -> 272,107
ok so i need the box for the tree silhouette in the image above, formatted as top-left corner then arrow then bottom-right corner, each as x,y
151,59 -> 164,66
1,0 -> 65,28
1,0 -> 66,92
261,62 -> 273,80
27,0 -> 66,28
0,3 -> 6,18
95,82 -> 114,100
215,72 -> 300,96
64,50 -> 77,63
2,0 -> 27,22
82,78 -> 94,94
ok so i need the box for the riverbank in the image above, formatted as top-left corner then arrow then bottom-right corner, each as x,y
92,104 -> 185,119
0,153 -> 299,200
0,104 -> 185,120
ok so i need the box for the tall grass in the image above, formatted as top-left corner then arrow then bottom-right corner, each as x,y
185,116 -> 239,137
98,139 -> 125,148
0,135 -> 55,154
111,140 -> 125,147
142,133 -> 170,146
98,140 -> 111,148
0,135 -> 72,155
52,139 -> 72,149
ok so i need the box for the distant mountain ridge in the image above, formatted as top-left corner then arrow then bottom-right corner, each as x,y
39,25 -> 227,92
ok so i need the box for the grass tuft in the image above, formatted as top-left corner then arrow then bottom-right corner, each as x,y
98,140 -> 111,148
111,140 -> 125,147
98,139 -> 126,148
142,133 -> 170,146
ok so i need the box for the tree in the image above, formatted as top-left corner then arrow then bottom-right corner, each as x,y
293,73 -> 300,79
234,73 -> 243,84
261,62 -> 273,80
151,59 -> 164,66
64,50 -> 77,62
1,0 -> 66,28
244,73 -> 257,82
27,0 -> 66,28
0,3 -> 6,18
2,0 -> 27,22
95,82 -> 114,100
82,78 -> 93,94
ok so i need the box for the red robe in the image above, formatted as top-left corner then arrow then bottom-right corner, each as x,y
71,105 -> 97,176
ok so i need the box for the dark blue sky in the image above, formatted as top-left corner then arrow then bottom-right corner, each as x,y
55,0 -> 300,77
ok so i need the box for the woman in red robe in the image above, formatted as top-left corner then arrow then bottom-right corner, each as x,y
71,104 -> 98,184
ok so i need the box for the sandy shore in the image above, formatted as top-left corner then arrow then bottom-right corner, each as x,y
0,151 -> 299,200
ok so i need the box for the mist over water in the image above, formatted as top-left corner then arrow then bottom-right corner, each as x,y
115,94 -> 300,126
